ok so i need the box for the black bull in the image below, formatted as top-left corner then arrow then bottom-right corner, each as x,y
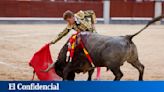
43,15 -> 163,81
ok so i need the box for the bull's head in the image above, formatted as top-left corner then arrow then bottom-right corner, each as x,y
42,37 -> 90,79
41,43 -> 69,78
54,59 -> 67,78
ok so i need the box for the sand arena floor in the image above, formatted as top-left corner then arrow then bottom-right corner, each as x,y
0,24 -> 164,80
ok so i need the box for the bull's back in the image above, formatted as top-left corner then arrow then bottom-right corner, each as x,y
80,32 -> 131,65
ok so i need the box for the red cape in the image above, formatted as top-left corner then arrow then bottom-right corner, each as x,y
29,44 -> 61,80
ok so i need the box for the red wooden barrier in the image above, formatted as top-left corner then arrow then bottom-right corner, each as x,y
110,0 -> 155,17
162,2 -> 164,15
0,1 -> 103,18
0,1 -> 161,18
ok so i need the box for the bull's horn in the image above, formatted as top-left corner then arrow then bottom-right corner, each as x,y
40,62 -> 55,72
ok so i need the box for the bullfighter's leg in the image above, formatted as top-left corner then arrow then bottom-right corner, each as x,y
87,69 -> 94,81
127,59 -> 144,81
110,67 -> 123,81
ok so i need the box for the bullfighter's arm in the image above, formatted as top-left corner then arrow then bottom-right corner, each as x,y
83,10 -> 97,24
84,10 -> 97,32
51,28 -> 70,44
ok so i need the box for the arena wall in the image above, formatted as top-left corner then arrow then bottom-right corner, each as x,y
162,2 -> 164,15
110,0 -> 155,18
0,1 -> 103,18
0,0 -> 163,24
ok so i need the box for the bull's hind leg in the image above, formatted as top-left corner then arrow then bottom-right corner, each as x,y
127,59 -> 144,81
110,67 -> 123,81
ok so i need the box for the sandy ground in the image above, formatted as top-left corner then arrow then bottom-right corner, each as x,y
0,24 -> 164,81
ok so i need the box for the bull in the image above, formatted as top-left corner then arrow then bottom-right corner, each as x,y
42,15 -> 163,81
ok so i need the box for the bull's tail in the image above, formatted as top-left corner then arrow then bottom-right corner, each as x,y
127,15 -> 164,40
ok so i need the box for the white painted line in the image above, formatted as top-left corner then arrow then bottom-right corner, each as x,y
0,17 -> 104,21
111,17 -> 153,20
0,61 -> 17,69
0,17 -> 63,21
0,17 -> 163,21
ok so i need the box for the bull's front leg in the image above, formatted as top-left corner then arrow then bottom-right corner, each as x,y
87,69 -> 94,81
63,63 -> 73,80
67,71 -> 75,80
